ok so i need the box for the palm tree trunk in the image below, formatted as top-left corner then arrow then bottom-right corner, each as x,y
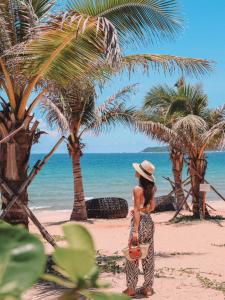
189,155 -> 207,218
170,148 -> 186,210
69,142 -> 87,221
0,128 -> 33,228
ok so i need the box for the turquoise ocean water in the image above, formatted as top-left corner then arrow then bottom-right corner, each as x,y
28,152 -> 225,211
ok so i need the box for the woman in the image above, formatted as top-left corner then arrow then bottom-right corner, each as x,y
123,160 -> 156,298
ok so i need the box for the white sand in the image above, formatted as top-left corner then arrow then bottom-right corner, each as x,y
25,201 -> 225,300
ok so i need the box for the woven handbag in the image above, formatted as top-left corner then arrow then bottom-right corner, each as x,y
122,240 -> 149,261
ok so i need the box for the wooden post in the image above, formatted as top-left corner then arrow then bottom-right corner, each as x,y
202,191 -> 206,218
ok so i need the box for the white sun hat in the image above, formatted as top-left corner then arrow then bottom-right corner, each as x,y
132,160 -> 155,182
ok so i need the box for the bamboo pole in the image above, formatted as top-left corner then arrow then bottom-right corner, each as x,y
169,187 -> 192,222
1,136 -> 65,217
206,203 -> 217,211
0,136 -> 65,247
0,161 -> 41,219
0,124 -> 25,144
184,159 -> 225,204
0,180 -> 57,247
0,115 -> 33,145
163,176 -> 191,211
204,179 -> 225,202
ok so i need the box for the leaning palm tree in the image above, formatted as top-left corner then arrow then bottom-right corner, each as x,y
141,81 -> 209,209
136,114 -> 225,218
0,0 -> 213,227
40,84 -> 136,220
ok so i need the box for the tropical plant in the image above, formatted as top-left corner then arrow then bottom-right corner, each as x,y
40,84 -> 136,220
135,114 -> 225,218
0,220 -> 46,299
141,80 -> 209,209
0,0 -> 212,227
0,220 -> 129,300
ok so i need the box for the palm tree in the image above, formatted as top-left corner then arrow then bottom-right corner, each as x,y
136,114 -> 225,218
141,81 -> 209,209
0,0 -> 213,227
40,84 -> 136,220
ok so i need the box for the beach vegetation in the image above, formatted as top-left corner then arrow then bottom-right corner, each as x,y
196,274 -> 225,296
0,0 -> 213,227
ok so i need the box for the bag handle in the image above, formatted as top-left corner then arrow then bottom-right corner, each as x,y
129,239 -> 140,249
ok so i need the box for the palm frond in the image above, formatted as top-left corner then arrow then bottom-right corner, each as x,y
39,96 -> 69,133
122,54 -> 213,77
80,85 -> 138,136
167,98 -> 188,116
18,11 -> 122,85
29,0 -> 55,19
180,84 -> 208,115
0,0 -> 37,50
135,120 -> 178,145
202,121 -> 225,150
143,84 -> 177,112
67,0 -> 183,45
208,104 -> 225,126
173,115 -> 207,143
91,104 -> 136,135
97,84 -> 138,113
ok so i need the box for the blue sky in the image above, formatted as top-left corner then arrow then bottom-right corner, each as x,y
33,0 -> 225,153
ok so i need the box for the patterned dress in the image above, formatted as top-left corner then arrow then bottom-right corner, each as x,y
125,213 -> 155,289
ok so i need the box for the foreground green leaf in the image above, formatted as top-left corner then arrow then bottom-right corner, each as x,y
0,222 -> 46,299
63,224 -> 95,253
53,248 -> 95,282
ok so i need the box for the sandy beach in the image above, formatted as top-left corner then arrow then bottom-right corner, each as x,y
24,201 -> 225,300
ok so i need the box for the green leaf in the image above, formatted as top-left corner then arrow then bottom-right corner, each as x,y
53,248 -> 95,281
68,0 -> 183,45
0,223 -> 46,299
42,274 -> 75,289
63,224 -> 95,253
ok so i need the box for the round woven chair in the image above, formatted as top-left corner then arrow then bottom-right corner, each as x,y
86,197 -> 128,219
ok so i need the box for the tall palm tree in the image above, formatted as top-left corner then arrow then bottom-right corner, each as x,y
136,114 -> 225,218
141,81 -> 209,209
0,0 -> 213,227
40,84 -> 136,220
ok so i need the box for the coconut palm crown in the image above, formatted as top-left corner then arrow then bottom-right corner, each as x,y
139,80 -> 210,209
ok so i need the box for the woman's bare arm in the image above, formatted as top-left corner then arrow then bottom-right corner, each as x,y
150,195 -> 156,212
148,185 -> 156,212
132,186 -> 142,240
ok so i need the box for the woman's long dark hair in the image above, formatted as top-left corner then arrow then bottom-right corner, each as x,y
139,175 -> 156,207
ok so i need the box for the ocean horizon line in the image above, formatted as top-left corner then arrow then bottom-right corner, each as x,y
31,150 -> 225,155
